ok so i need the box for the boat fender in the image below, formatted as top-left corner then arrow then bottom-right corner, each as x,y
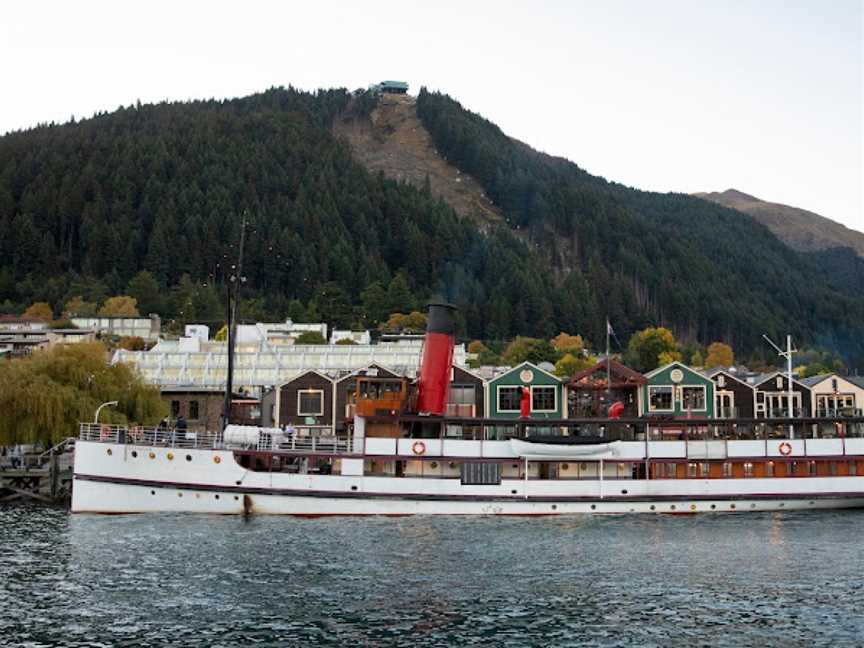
779,442 -> 792,456
412,441 -> 427,456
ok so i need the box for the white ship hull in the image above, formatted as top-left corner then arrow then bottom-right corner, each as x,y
72,441 -> 864,516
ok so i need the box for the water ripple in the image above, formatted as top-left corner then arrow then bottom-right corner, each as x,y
1,506 -> 863,647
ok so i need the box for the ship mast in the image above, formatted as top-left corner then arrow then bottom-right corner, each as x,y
222,210 -> 248,430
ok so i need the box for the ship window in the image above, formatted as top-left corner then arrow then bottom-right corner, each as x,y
649,386 -> 673,411
189,400 -> 199,420
744,462 -> 754,478
722,462 -> 732,478
532,386 -> 556,412
498,386 -> 522,412
688,462 -> 697,478
681,386 -> 706,411
766,461 -> 775,477
297,390 -> 324,416
171,400 -> 180,418
700,463 -> 710,478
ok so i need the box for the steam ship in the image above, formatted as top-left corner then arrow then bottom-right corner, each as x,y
72,305 -> 864,515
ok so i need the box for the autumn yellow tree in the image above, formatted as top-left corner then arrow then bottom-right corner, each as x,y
98,296 -> 140,317
551,332 -> 585,355
625,327 -> 681,371
62,296 -> 98,318
22,302 -> 53,321
704,342 -> 735,369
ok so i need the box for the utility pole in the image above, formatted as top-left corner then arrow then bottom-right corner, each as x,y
763,333 -> 797,438
222,210 -> 248,430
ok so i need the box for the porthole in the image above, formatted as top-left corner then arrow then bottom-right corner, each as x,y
590,504 -> 596,510
710,504 -> 716,510
234,495 -> 239,501
779,502 -> 785,507
215,494 -> 220,500
235,480 -> 241,485
131,450 -> 138,458
166,452 -> 174,461
580,463 -> 587,470
750,503 -> 756,509
809,501 -> 815,506
670,505 -> 676,511
730,503 -> 736,510
562,463 -> 569,470
512,463 -> 518,469
186,455 -> 192,462
691,504 -> 697,511
106,448 -> 113,456
149,452 -> 156,459
430,462 -> 438,469
650,505 -> 656,511
214,456 -> 221,464
551,504 -> 557,511
511,489 -> 517,495
150,490 -> 156,495
351,485 -> 358,492
177,492 -> 183,498
621,489 -> 628,495
449,462 -> 457,469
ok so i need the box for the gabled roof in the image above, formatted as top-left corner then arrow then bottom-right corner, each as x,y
705,368 -> 755,389
453,364 -> 486,383
752,371 -> 810,390
643,360 -> 706,381
847,375 -> 864,389
493,361 -> 562,383
334,362 -> 403,384
277,369 -> 334,388
800,374 -> 832,388
570,358 -> 646,386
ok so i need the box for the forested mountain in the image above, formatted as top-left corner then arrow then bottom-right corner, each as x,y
415,89 -> 864,365
0,86 -> 862,366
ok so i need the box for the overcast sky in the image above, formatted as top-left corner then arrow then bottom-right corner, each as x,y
2,0 -> 861,230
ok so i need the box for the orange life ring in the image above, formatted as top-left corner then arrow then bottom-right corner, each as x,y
778,441 -> 792,456
411,441 -> 426,456
99,424 -> 112,441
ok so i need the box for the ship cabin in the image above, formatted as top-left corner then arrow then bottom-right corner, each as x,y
751,372 -> 812,419
643,361 -> 715,420
275,370 -> 335,435
801,374 -> 864,418
706,368 -> 756,419
334,364 -> 403,434
568,359 -> 645,418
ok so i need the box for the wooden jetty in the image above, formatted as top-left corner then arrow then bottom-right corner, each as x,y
0,439 -> 75,504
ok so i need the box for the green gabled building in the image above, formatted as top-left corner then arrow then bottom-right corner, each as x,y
487,361 -> 565,419
642,361 -> 715,418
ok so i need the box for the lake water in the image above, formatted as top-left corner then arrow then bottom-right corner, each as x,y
1,505 -> 863,647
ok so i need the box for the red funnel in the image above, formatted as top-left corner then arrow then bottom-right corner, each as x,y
416,303 -> 457,416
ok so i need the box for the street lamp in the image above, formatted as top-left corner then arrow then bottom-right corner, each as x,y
94,400 -> 119,424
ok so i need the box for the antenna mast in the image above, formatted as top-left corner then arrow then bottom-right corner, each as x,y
222,210 -> 248,430
763,333 -> 797,438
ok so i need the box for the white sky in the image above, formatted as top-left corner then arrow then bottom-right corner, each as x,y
2,0 -> 862,230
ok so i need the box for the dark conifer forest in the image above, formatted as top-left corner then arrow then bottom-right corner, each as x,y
0,86 -> 861,365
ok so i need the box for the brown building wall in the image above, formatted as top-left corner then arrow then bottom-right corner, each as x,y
160,392 -> 223,432
450,366 -> 485,417
278,372 -> 334,427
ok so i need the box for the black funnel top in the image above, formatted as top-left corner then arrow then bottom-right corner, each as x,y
426,303 -> 457,336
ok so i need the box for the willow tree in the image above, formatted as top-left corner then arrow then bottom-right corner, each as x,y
0,342 -> 166,446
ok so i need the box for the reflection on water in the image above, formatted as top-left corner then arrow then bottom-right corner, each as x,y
1,506 -> 863,647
